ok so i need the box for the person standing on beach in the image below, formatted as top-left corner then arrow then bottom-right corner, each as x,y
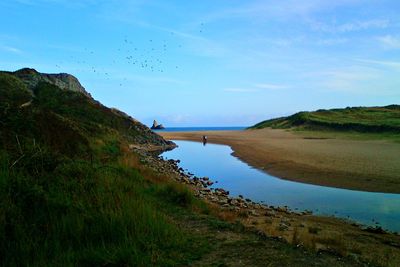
202,135 -> 207,146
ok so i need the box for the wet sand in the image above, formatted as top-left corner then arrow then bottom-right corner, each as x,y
159,129 -> 400,193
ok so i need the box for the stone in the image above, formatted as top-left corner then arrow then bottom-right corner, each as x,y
229,199 -> 239,206
151,120 -> 165,129
249,210 -> 260,216
277,222 -> 290,231
265,210 -> 276,217
13,68 -> 91,97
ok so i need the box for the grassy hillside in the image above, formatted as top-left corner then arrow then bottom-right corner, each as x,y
250,105 -> 400,133
0,71 -> 209,266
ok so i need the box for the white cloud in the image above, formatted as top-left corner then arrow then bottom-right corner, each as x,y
310,65 -> 399,95
377,35 -> 400,49
338,19 -> 389,32
223,88 -> 257,93
315,38 -> 348,46
203,0 -> 364,23
0,45 -> 22,54
14,0 -> 97,7
254,83 -> 289,90
224,83 -> 289,92
356,59 -> 400,71
310,19 -> 389,33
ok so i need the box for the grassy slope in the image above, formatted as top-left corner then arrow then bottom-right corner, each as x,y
0,72 -> 207,266
250,105 -> 400,134
0,71 -> 365,266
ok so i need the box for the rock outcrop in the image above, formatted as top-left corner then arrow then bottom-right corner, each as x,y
1,67 -> 173,149
7,68 -> 91,98
151,120 -> 165,130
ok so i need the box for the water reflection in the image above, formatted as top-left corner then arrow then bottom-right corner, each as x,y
161,140 -> 400,232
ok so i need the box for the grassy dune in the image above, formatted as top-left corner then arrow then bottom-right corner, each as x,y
250,105 -> 400,134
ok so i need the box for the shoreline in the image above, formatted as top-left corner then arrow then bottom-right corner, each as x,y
159,128 -> 400,194
131,142 -> 400,265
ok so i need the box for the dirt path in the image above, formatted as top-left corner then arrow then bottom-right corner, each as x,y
159,129 -> 400,193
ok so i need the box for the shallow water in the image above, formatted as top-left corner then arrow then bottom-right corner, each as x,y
161,140 -> 400,232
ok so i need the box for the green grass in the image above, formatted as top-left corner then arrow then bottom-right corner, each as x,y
0,70 -> 211,266
250,105 -> 400,134
292,128 -> 400,143
0,148 -> 210,266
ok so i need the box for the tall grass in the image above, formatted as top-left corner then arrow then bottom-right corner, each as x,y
0,151 -> 207,266
0,72 -> 210,266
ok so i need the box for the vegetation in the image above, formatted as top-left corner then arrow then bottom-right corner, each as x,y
0,71 -> 210,266
0,70 -> 377,266
249,105 -> 400,133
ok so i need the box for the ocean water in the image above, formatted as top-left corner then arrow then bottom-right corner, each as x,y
153,126 -> 246,132
161,140 -> 400,232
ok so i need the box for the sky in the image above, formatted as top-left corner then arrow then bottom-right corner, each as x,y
1,0 -> 399,127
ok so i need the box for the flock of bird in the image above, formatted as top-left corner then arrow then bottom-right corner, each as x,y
55,23 -> 209,86
52,38 -> 177,86
53,23 -> 207,86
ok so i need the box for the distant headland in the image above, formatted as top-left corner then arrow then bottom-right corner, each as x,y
151,120 -> 165,130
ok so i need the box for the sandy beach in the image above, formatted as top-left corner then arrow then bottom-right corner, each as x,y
159,129 -> 400,193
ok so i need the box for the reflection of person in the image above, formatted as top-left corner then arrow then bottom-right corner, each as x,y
202,135 -> 207,146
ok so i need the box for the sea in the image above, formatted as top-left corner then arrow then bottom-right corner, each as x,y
153,126 -> 246,132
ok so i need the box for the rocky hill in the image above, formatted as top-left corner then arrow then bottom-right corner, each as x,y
0,68 -> 172,153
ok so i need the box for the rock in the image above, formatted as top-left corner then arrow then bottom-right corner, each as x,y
19,100 -> 32,108
277,222 -> 290,231
302,210 -> 313,215
265,210 -> 276,217
277,206 -> 288,213
151,120 -> 165,129
200,188 -> 211,193
229,199 -> 239,206
12,68 -> 91,97
249,210 -> 260,216
281,217 -> 291,224
363,226 -> 385,234
314,243 -> 330,253
230,206 -> 240,212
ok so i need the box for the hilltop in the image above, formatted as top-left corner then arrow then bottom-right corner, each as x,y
1,68 -> 91,97
0,68 -> 171,152
250,105 -> 400,133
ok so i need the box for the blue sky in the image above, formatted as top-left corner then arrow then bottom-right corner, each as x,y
1,0 -> 399,126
